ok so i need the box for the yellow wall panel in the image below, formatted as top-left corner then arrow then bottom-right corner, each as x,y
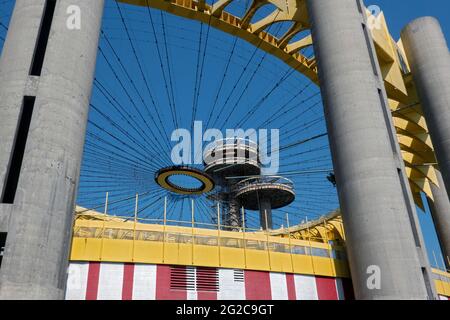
163,243 -> 183,264
269,252 -> 294,273
193,245 -> 220,267
70,238 -> 100,261
245,249 -> 271,271
101,239 -> 133,262
312,256 -> 335,277
134,241 -> 163,264
74,238 -> 102,261
219,247 -> 246,269
177,243 -> 194,265
292,255 -> 315,275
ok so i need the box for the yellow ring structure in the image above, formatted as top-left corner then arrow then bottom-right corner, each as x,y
155,166 -> 215,195
119,0 -> 440,208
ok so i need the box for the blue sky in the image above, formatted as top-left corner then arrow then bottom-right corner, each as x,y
0,0 -> 449,269
370,0 -> 450,40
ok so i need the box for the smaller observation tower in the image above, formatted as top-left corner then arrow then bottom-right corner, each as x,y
234,176 -> 295,230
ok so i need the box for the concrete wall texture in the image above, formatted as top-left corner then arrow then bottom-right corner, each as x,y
0,0 -> 104,299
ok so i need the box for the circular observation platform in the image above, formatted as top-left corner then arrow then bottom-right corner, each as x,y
234,176 -> 296,210
155,166 -> 215,195
203,138 -> 261,177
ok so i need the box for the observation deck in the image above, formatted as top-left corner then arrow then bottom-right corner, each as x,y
203,138 -> 261,178
234,176 -> 296,210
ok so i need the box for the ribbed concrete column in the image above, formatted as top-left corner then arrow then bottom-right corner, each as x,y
259,198 -> 272,230
428,169 -> 450,269
0,0 -> 104,299
306,0 -> 430,299
401,17 -> 450,198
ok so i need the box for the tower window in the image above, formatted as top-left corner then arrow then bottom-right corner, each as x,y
29,0 -> 57,76
1,96 -> 36,204
0,233 -> 7,268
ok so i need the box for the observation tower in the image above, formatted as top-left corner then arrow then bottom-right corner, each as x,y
234,176 -> 295,229
204,138 -> 295,230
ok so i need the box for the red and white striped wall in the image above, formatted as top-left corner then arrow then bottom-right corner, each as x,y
65,262 -> 355,300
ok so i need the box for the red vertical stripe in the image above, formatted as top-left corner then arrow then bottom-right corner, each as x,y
286,274 -> 296,300
156,265 -> 187,300
341,278 -> 355,300
122,263 -> 135,300
85,262 -> 100,300
245,270 -> 272,300
316,276 -> 338,300
196,267 -> 217,300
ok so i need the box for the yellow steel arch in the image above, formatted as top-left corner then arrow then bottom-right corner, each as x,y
118,0 -> 439,206
272,210 -> 345,243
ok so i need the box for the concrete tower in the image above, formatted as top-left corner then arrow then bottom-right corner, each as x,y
428,169 -> 450,269
0,0 -> 104,299
401,18 -> 450,270
306,0 -> 435,299
401,17 -> 450,198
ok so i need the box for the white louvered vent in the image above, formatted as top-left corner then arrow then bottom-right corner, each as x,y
233,269 -> 244,282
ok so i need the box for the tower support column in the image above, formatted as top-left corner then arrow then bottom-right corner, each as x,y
0,0 -> 104,299
306,0 -> 432,299
401,17 -> 450,198
227,196 -> 242,230
259,198 -> 272,230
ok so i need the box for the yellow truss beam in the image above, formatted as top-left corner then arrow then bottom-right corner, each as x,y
271,210 -> 345,243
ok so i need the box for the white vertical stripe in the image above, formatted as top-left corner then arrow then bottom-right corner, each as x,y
132,264 -> 157,300
186,290 -> 198,300
294,274 -> 318,300
335,278 -> 345,300
187,267 -> 198,300
97,263 -> 124,300
218,269 -> 245,300
65,262 -> 89,300
270,272 -> 288,300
